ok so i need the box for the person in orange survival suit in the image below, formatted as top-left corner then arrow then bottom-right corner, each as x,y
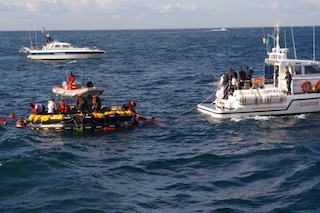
92,94 -> 102,112
67,72 -> 76,90
122,100 -> 136,112
58,99 -> 69,114
30,103 -> 46,115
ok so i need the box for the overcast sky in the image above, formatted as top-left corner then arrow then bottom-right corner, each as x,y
1,0 -> 320,31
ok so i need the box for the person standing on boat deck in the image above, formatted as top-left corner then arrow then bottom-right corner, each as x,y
227,68 -> 237,94
273,66 -> 279,87
220,73 -> 229,99
285,68 -> 292,95
30,103 -> 46,115
46,33 -> 53,43
231,68 -> 238,91
238,66 -> 246,89
76,94 -> 88,113
59,99 -> 69,114
67,72 -> 76,90
86,78 -> 93,87
227,69 -> 233,92
92,94 -> 102,112
47,99 -> 56,114
245,66 -> 253,88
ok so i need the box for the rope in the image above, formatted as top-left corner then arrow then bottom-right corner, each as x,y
173,85 -> 220,117
168,85 -> 221,125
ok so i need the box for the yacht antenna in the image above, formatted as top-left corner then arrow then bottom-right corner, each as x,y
33,19 -> 38,49
313,25 -> 316,61
291,26 -> 297,59
284,30 -> 287,48
28,30 -> 33,49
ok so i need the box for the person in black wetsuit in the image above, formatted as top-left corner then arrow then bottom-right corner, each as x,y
86,78 -> 93,87
238,66 -> 246,89
76,94 -> 88,113
285,68 -> 292,95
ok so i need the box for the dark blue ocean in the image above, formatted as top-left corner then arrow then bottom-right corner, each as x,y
1,26 -> 320,212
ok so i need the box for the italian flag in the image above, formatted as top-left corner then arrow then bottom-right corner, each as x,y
261,37 -> 269,44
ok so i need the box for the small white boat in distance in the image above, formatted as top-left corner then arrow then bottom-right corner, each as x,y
211,27 -> 227,32
19,28 -> 105,60
198,24 -> 320,118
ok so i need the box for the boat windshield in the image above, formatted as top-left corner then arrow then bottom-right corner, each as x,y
264,65 -> 275,84
305,65 -> 320,75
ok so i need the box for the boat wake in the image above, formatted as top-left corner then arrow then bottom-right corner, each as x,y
67,60 -> 77,64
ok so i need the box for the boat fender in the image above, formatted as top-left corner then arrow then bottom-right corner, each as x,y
126,111 -> 133,116
117,111 -> 125,116
33,115 -> 42,122
92,113 -> 104,119
28,114 -> 36,122
41,115 -> 51,122
300,80 -> 312,93
51,114 -> 64,120
104,111 -> 116,116
314,80 -> 320,92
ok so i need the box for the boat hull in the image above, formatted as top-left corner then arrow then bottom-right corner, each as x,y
28,111 -> 135,131
197,94 -> 320,118
52,86 -> 104,97
27,51 -> 105,60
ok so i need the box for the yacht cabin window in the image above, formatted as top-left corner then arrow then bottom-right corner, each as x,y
293,66 -> 302,75
305,65 -> 320,74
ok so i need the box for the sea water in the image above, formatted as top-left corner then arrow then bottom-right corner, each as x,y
1,27 -> 320,212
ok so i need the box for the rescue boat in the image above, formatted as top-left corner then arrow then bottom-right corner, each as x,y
198,24 -> 320,118
52,81 -> 104,97
27,106 -> 135,131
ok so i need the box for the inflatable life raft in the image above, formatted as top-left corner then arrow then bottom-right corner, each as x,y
28,109 -> 135,131
52,86 -> 104,97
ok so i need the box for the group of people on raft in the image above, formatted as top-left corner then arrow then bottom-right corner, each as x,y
30,93 -> 104,115
29,99 -> 164,126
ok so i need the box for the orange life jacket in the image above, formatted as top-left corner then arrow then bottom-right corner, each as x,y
59,101 -> 68,114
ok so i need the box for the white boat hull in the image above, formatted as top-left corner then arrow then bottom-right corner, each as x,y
52,86 -> 104,97
198,93 -> 320,118
27,50 -> 105,60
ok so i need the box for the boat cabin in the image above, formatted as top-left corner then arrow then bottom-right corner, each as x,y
262,39 -> 320,95
43,42 -> 76,50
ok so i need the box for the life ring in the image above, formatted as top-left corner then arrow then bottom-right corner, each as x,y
300,80 -> 312,93
314,80 -> 320,92
252,78 -> 265,84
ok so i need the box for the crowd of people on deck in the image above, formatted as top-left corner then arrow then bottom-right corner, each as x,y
220,66 -> 254,99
